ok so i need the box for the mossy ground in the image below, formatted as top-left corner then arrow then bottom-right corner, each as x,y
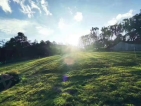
0,52 -> 141,106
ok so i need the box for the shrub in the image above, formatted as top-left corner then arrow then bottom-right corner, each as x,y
0,71 -> 20,92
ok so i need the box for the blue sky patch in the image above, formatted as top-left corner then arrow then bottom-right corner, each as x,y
0,0 -> 141,45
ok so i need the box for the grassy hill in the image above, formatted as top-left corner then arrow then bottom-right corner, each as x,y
0,52 -> 141,106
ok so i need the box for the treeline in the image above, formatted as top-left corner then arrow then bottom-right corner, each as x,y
80,10 -> 141,50
0,32 -> 65,64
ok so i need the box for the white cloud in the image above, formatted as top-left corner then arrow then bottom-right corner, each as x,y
0,18 -> 53,40
0,0 -> 12,13
0,0 -> 52,18
108,10 -> 134,25
20,1 -> 35,18
41,0 -> 52,16
31,1 -> 41,13
58,18 -> 68,30
13,0 -> 20,4
0,19 -> 29,34
15,0 -> 42,18
74,12 -> 83,22
36,26 -> 54,36
68,7 -> 73,15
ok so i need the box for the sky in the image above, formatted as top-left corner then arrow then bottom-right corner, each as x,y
0,0 -> 141,45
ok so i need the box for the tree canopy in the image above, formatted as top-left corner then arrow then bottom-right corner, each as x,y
80,10 -> 141,50
0,33 -> 65,64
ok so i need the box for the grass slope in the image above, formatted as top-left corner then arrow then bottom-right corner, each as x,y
0,52 -> 141,106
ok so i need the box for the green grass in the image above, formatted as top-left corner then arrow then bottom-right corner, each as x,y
0,52 -> 141,106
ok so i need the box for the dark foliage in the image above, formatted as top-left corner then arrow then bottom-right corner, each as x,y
0,32 -> 64,64
0,72 -> 20,92
80,9 -> 141,50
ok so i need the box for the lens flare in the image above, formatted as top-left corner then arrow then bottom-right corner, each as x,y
64,57 -> 75,65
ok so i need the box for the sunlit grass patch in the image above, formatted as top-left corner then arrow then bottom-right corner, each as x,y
0,52 -> 141,105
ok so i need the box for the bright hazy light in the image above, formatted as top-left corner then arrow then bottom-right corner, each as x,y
66,36 -> 79,46
74,12 -> 83,22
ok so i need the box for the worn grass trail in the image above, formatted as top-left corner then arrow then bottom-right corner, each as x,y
0,52 -> 141,106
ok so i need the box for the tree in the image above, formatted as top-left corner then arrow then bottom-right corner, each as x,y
80,9 -> 141,50
0,32 -> 61,64
90,27 -> 99,42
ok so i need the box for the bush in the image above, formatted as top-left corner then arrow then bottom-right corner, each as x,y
0,71 -> 20,92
